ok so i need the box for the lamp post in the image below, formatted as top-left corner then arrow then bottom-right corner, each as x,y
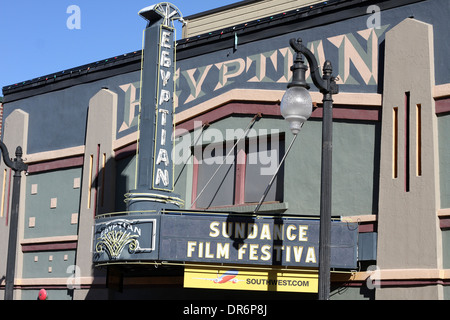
280,38 -> 338,300
0,142 -> 28,300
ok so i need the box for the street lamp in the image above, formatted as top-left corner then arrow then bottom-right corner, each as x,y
280,86 -> 312,135
280,38 -> 338,300
0,142 -> 28,300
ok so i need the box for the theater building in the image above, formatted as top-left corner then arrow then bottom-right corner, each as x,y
1,0 -> 450,300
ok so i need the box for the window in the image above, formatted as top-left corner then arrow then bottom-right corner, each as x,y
392,106 -> 398,179
192,134 -> 284,209
416,103 -> 422,177
194,142 -> 236,208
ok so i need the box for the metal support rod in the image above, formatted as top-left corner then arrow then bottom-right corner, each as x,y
191,114 -> 261,208
318,94 -> 333,301
287,38 -> 338,300
0,144 -> 28,300
253,133 -> 298,214
4,168 -> 21,300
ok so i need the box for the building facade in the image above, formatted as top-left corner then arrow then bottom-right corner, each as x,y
1,0 -> 450,300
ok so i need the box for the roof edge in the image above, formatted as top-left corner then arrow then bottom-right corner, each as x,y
184,0 -> 264,20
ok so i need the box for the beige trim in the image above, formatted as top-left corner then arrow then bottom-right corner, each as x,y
352,268 -> 450,282
23,133 -> 138,164
21,235 -> 78,245
438,208 -> 450,217
24,146 -> 85,164
10,277 -> 106,286
175,88 -> 383,123
341,214 -> 377,223
184,0 -> 324,38
434,83 -> 450,99
23,131 -> 139,161
328,92 -> 382,106
113,131 -> 139,151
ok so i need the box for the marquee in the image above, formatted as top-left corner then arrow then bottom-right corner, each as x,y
93,211 -> 358,269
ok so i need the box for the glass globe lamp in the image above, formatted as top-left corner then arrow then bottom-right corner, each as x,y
280,86 -> 313,135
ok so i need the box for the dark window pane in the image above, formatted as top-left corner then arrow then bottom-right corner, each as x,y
245,135 -> 284,203
196,144 -> 235,208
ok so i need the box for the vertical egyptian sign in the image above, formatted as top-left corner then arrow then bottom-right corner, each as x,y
136,3 -> 180,193
153,25 -> 175,191
125,3 -> 183,212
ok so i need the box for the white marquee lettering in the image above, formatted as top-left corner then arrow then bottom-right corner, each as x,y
155,168 -> 169,186
160,69 -> 171,86
156,148 -> 169,166
160,129 -> 166,145
159,90 -> 171,105
159,109 -> 169,125
161,50 -> 171,68
161,31 -> 172,49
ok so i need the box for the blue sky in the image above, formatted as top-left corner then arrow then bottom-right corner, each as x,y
0,0 -> 238,94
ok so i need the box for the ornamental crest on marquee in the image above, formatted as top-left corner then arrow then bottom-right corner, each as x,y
94,218 -> 157,261
96,230 -> 139,260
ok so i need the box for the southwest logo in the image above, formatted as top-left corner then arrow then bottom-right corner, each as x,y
194,269 -> 244,284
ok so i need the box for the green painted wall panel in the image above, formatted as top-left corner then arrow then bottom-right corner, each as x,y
438,114 -> 450,209
284,119 -> 379,217
22,250 -> 76,278
21,289 -> 73,300
24,168 -> 82,239
442,230 -> 450,269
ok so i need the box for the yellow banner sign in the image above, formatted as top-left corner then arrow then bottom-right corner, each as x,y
184,266 -> 318,293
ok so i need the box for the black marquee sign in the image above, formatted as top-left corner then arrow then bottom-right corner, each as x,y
93,212 -> 358,268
